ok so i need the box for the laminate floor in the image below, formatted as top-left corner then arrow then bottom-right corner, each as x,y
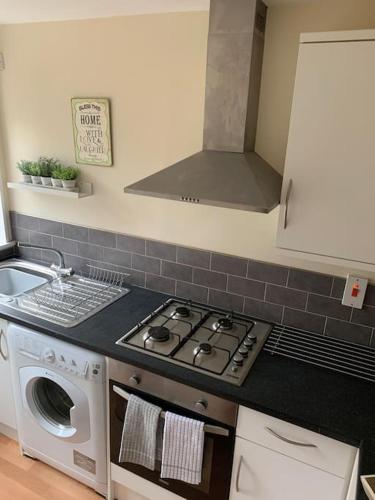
0,434 -> 103,499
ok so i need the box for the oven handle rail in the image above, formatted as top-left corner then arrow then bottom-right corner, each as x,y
113,384 -> 230,437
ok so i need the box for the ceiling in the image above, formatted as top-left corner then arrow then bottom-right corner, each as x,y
0,0 -> 316,25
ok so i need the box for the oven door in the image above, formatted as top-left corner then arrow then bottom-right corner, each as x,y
109,380 -> 235,500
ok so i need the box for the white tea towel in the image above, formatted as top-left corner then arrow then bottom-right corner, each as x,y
119,394 -> 162,471
161,411 -> 204,484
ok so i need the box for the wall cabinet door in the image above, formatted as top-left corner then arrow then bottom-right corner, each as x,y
0,319 -> 17,430
277,32 -> 375,266
229,437 -> 348,500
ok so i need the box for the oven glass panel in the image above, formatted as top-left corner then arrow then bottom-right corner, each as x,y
109,381 -> 234,500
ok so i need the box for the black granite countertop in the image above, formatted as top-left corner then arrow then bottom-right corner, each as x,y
0,283 -> 373,499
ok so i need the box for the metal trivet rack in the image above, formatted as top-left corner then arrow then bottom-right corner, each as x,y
264,324 -> 375,383
17,265 -> 130,327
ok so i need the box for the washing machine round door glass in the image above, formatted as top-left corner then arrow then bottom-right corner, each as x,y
32,378 -> 74,428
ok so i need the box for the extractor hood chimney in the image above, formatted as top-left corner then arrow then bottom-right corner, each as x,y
125,0 -> 282,213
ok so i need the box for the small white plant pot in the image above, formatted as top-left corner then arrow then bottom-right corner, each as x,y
31,175 -> 42,185
41,177 -> 52,187
51,178 -> 63,188
62,179 -> 77,190
22,174 -> 32,183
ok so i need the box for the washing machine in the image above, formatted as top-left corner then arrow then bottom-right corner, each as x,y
8,323 -> 107,495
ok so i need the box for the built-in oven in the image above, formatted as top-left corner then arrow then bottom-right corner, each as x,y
109,358 -> 238,500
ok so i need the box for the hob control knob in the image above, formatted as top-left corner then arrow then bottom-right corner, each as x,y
233,354 -> 244,366
43,348 -> 56,364
243,338 -> 254,349
129,375 -> 140,387
195,400 -> 208,412
238,346 -> 249,357
247,334 -> 257,343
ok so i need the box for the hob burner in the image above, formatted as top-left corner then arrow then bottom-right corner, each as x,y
214,317 -> 233,331
173,306 -> 191,318
147,326 -> 171,342
194,342 -> 213,355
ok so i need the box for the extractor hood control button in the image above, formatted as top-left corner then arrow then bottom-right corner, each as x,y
246,334 -> 257,344
43,348 -> 56,364
233,354 -> 244,366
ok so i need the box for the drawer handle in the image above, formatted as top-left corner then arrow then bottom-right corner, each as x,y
0,329 -> 8,361
235,455 -> 244,492
265,427 -> 318,448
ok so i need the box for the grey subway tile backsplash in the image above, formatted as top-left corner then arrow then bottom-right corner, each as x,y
38,219 -> 63,236
208,289 -> 244,313
63,224 -> 89,242
266,284 -> 307,310
132,254 -> 161,274
351,306 -> 375,329
227,275 -> 265,300
325,318 -> 372,346
283,308 -> 326,334
177,247 -> 210,269
247,260 -> 288,286
117,234 -> 145,255
211,253 -> 247,277
331,278 -> 346,299
307,294 -> 351,321
103,248 -> 132,268
88,228 -> 116,248
52,236 -> 78,256
161,261 -> 192,282
146,240 -> 176,261
244,298 -> 283,323
29,231 -> 52,247
10,211 -> 374,347
146,273 -> 175,295
77,242 -> 104,261
193,268 -> 227,291
176,281 -> 208,304
288,269 -> 333,296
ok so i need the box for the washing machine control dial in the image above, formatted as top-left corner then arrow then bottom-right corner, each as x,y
43,348 -> 56,364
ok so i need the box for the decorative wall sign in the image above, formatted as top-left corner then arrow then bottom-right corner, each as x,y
71,97 -> 112,166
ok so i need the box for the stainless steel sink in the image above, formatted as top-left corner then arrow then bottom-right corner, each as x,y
0,259 -> 130,327
0,259 -> 56,299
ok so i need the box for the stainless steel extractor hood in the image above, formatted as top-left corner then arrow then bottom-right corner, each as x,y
125,0 -> 282,213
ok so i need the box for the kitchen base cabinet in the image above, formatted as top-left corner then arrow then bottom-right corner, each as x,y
0,319 -> 17,435
230,437 -> 349,500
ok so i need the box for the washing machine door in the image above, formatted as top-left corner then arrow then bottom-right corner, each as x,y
19,366 -> 91,443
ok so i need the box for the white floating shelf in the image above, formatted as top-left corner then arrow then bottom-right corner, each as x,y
7,181 -> 93,198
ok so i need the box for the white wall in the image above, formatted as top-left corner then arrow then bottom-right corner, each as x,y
1,2 -> 375,279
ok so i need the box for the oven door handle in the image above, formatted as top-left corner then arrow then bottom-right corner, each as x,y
112,384 -> 230,437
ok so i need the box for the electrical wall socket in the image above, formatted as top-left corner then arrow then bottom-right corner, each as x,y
0,53 -> 5,71
342,275 -> 368,309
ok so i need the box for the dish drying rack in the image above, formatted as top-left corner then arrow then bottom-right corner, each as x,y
17,265 -> 130,327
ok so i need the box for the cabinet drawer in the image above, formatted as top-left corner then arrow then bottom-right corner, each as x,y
237,406 -> 356,479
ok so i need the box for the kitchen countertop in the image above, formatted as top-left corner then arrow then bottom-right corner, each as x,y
0,279 -> 373,499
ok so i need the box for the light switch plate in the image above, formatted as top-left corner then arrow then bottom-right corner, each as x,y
342,275 -> 368,309
0,53 -> 5,71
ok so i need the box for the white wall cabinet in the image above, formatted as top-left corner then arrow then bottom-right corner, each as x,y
277,30 -> 375,267
230,406 -> 358,500
0,319 -> 17,434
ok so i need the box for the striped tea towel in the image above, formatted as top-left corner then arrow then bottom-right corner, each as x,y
161,411 -> 204,484
119,394 -> 162,471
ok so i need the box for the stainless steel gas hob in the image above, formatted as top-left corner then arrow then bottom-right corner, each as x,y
116,299 -> 272,386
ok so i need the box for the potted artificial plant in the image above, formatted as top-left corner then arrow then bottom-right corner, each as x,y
29,163 -> 42,184
60,166 -> 80,190
39,157 -> 58,187
17,160 -> 33,183
51,165 -> 63,188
